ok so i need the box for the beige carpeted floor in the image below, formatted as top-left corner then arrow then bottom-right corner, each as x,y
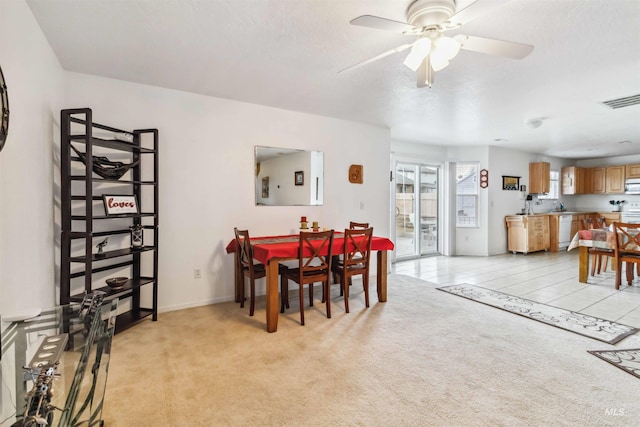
103,275 -> 640,426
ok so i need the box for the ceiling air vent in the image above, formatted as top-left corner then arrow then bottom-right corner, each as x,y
601,94 -> 640,109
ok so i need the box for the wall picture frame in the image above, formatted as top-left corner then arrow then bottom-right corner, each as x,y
502,176 -> 520,191
294,171 -> 304,186
103,195 -> 139,215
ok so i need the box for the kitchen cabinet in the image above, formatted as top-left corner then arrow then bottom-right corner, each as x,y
529,162 -> 550,194
590,167 -> 606,194
561,166 -> 587,195
598,212 -> 621,226
505,215 -> 550,254
606,165 -> 625,194
627,164 -> 640,179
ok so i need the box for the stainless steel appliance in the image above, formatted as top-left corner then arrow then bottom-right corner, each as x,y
625,178 -> 640,195
621,201 -> 640,223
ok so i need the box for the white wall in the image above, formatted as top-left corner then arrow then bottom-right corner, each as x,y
0,0 -> 64,315
60,72 -> 391,312
1,0 -> 391,316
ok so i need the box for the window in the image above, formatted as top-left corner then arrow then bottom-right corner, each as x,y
456,162 -> 479,227
538,170 -> 559,200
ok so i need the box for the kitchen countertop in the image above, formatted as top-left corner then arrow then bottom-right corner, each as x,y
509,211 -> 621,217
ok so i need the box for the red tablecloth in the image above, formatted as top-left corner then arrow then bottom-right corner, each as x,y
226,233 -> 395,264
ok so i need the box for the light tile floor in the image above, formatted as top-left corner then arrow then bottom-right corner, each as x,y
391,250 -> 640,328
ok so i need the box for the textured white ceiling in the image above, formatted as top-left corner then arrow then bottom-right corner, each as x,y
26,0 -> 640,159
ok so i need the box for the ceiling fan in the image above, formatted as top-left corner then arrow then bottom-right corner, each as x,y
340,0 -> 534,88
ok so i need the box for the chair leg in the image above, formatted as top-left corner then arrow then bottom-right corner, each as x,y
627,262 -> 634,286
596,255 -> 603,274
602,256 -> 608,273
280,276 -> 289,313
590,254 -> 597,276
239,276 -> 246,308
615,261 -> 622,290
249,279 -> 256,317
299,284 -> 305,325
363,274 -> 370,308
343,274 -> 350,314
309,283 -> 314,307
325,280 -> 331,319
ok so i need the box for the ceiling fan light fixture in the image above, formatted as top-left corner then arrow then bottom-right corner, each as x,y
434,35 -> 460,60
403,37 -> 432,71
430,54 -> 449,71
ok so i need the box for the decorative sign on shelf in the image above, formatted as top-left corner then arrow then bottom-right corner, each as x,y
349,164 -> 363,184
480,169 -> 488,188
102,195 -> 139,215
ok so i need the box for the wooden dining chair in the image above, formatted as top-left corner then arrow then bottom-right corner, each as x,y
280,230 -> 334,325
332,221 -> 370,287
612,222 -> 640,290
581,217 -> 611,276
234,227 -> 286,317
331,227 -> 373,313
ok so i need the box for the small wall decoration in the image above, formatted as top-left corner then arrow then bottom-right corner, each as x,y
479,169 -> 488,188
502,176 -> 520,191
349,164 -> 363,184
294,171 -> 304,186
0,65 -> 9,153
103,195 -> 139,215
261,177 -> 269,198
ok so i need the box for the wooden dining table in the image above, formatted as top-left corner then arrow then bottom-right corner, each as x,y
567,228 -> 616,283
226,232 -> 395,332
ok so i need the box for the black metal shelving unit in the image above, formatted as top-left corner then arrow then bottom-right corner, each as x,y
60,108 -> 159,334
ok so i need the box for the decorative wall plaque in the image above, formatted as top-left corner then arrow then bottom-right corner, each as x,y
480,169 -> 488,188
349,164 -> 363,184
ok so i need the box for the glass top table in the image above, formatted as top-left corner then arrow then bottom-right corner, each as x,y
1,295 -> 118,427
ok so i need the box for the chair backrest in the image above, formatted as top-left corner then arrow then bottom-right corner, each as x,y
580,217 -> 594,230
234,228 -> 255,274
595,217 -> 606,228
297,230 -> 334,281
342,227 -> 373,269
613,222 -> 640,257
349,221 -> 370,229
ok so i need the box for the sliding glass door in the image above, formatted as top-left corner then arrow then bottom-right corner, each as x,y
395,162 -> 439,259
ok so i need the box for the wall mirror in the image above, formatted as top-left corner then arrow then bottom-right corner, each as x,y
255,146 -> 324,206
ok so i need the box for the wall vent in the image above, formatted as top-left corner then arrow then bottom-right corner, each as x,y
601,94 -> 640,109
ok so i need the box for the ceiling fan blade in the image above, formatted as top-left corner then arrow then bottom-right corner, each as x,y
443,0 -> 510,29
457,35 -> 534,59
338,43 -> 413,73
350,15 -> 418,33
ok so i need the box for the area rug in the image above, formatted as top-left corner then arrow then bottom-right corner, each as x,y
588,349 -> 640,379
436,284 -> 637,344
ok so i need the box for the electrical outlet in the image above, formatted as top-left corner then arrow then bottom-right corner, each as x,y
194,269 -> 201,279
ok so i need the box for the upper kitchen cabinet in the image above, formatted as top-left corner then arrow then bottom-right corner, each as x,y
606,165 -> 626,194
590,167 -> 606,193
561,166 -> 587,195
627,164 -> 640,179
529,162 -> 550,194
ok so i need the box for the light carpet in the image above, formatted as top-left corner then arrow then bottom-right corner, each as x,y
588,348 -> 640,380
437,284 -> 637,344
103,275 -> 640,426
